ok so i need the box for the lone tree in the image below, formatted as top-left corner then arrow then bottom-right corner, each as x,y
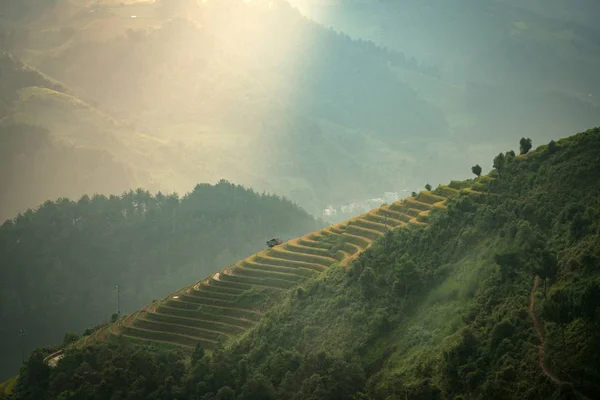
471,164 -> 482,177
519,137 -> 533,155
493,153 -> 505,173
425,184 -> 432,191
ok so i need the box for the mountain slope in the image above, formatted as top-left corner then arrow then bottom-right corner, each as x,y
217,128 -> 600,399
10,128 -> 600,400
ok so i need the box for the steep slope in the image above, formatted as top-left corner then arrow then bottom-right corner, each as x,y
80,190 -> 452,351
207,128 -> 598,400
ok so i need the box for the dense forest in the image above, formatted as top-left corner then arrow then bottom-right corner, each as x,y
6,130 -> 599,399
0,180 -> 321,380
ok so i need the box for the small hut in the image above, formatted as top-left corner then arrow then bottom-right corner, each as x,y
267,238 -> 283,248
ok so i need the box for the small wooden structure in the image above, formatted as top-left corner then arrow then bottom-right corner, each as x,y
267,238 -> 283,248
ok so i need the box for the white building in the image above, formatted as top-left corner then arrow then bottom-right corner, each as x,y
322,207 -> 337,217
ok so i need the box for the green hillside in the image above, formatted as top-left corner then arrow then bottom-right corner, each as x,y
75,188 -> 449,352
8,128 -> 600,400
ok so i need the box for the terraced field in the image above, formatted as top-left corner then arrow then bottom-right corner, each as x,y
75,190 -> 455,352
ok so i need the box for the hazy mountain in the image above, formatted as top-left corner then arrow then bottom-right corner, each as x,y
288,0 -> 600,153
4,0 -> 596,220
0,0 -> 456,218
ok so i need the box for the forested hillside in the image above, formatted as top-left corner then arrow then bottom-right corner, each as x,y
6,129 -> 600,399
0,180 -> 321,380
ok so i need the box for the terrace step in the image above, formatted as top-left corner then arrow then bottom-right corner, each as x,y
196,282 -> 246,295
253,255 -> 326,272
329,226 -> 345,234
208,277 -> 253,292
155,305 -> 255,328
346,224 -> 383,241
121,324 -> 214,349
405,197 -> 434,211
377,206 -> 412,222
232,265 -> 306,283
165,298 -> 263,321
364,210 -> 404,227
219,270 -> 296,290
339,232 -> 371,248
268,247 -> 335,267
297,238 -> 333,250
416,192 -> 446,205
122,334 -> 195,350
241,260 -> 316,278
184,288 -> 239,302
134,316 -> 228,341
145,311 -> 247,335
285,242 -> 333,257
389,202 -> 421,217
353,217 -> 390,234
176,293 -> 250,310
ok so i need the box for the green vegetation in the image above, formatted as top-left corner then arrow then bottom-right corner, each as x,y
8,129 -> 600,399
0,180 -> 321,380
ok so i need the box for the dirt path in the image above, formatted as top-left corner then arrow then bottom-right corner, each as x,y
529,276 -> 562,384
